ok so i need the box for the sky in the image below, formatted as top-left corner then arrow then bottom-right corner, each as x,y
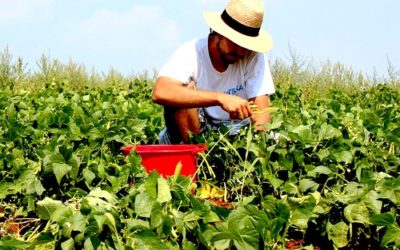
1,0 -> 399,78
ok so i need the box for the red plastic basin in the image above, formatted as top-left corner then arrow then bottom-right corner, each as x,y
123,144 -> 207,180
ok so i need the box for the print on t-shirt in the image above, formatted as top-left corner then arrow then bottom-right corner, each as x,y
224,84 -> 244,96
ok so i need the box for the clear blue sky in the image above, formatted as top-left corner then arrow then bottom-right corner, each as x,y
1,0 -> 399,78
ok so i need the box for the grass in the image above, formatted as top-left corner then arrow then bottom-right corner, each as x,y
270,48 -> 400,100
0,46 -> 158,92
1,45 -> 399,96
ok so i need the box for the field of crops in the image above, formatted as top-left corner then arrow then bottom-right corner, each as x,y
1,51 -> 400,249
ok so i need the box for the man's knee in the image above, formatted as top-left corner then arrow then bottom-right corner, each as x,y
163,107 -> 201,142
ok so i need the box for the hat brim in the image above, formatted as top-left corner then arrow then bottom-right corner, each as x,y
203,11 -> 273,53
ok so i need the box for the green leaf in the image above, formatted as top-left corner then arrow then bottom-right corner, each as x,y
71,213 -> 86,232
204,211 -> 221,223
292,150 -> 305,165
37,107 -> 52,128
318,123 -> 342,141
131,231 -> 169,250
306,166 -> 332,178
53,163 -> 72,184
88,188 -> 117,205
37,197 -> 64,220
43,151 -> 65,173
145,171 -> 158,199
68,153 -> 81,180
266,174 -> 284,191
88,128 -> 103,141
61,238 -> 75,250
329,100 -> 341,113
82,94 -> 91,102
157,177 -> 172,203
51,206 -> 73,223
150,203 -> 164,229
182,239 -> 197,250
224,206 -> 263,249
80,188 -> 117,214
82,196 -> 116,214
34,231 -> 55,245
299,179 -> 319,193
362,190 -> 382,214
333,150 -> 353,164
264,114 -> 283,130
344,203 -> 370,224
34,180 -> 46,195
26,179 -> 46,196
326,221 -> 349,248
289,125 -> 313,144
183,211 -> 201,223
379,177 -> 400,204
135,192 -> 154,218
68,120 -> 83,140
282,182 -> 298,194
93,214 -> 106,231
370,213 -> 395,226
317,148 -> 330,161
83,237 -> 95,250
82,168 -> 96,185
104,212 -> 118,234
127,150 -> 144,174
241,195 -> 256,205
0,237 -> 32,248
381,226 -> 400,246
290,210 -> 311,230
62,221 -> 73,238
211,231 -> 235,242
6,103 -> 16,120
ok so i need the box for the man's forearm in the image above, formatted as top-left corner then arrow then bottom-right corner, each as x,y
152,78 -> 221,108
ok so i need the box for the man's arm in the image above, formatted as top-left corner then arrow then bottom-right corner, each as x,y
152,76 -> 253,120
249,95 -> 272,130
152,76 -> 220,108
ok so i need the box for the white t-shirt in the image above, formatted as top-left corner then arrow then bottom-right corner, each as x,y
158,37 -> 275,122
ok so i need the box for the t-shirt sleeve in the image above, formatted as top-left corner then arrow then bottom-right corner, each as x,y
157,41 -> 197,84
245,53 -> 275,99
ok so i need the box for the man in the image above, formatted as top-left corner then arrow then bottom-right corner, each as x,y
152,0 -> 275,144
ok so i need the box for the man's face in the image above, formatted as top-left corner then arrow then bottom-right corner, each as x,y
217,36 -> 250,65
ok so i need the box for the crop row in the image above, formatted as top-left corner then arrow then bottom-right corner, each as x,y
0,79 -> 399,249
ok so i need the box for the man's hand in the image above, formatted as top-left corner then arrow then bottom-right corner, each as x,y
249,95 -> 272,130
218,94 -> 252,120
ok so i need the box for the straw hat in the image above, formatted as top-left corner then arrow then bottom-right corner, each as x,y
203,0 -> 273,53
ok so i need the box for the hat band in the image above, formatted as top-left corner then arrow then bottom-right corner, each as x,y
221,10 -> 260,37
